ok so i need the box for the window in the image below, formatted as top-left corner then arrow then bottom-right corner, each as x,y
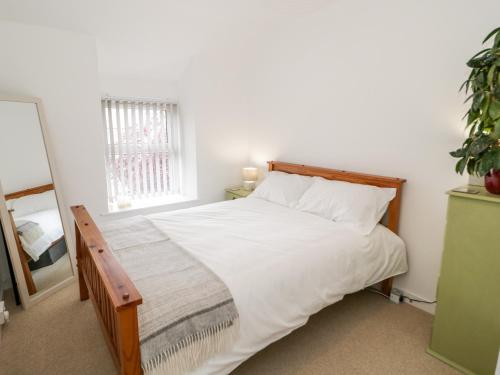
101,98 -> 181,210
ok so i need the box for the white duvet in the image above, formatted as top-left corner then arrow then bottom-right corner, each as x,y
148,197 -> 407,375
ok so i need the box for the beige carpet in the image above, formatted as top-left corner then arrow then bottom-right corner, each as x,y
0,282 -> 458,375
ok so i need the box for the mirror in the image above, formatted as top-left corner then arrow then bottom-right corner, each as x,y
0,98 -> 73,304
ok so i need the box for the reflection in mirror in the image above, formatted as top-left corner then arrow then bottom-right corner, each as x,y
0,100 -> 73,297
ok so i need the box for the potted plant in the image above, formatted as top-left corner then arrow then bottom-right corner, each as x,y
450,27 -> 500,194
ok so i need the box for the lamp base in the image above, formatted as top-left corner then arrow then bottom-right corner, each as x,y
243,181 -> 256,191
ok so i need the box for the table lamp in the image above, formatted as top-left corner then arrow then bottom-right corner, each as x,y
242,167 -> 258,191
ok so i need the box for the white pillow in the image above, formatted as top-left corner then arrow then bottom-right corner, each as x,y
250,171 -> 313,208
296,177 -> 396,235
8,190 -> 58,218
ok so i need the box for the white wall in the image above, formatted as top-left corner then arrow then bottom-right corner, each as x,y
177,0 -> 500,310
177,48 -> 251,204
0,20 -> 107,231
100,76 -> 179,102
0,101 -> 52,193
243,0 -> 499,308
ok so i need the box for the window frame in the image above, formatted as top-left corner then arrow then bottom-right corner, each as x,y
101,97 -> 182,211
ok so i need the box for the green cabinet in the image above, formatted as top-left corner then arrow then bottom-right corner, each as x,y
428,186 -> 500,375
224,187 -> 251,200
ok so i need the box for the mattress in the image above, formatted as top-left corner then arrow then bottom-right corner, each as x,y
148,197 -> 408,375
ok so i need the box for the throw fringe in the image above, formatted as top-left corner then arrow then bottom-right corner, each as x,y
143,318 -> 240,375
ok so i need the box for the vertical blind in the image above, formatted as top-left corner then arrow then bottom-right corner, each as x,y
101,98 -> 180,204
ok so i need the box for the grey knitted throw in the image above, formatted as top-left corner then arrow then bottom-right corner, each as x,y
101,216 -> 239,375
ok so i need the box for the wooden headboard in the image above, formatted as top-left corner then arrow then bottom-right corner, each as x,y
268,161 -> 406,234
4,183 -> 54,201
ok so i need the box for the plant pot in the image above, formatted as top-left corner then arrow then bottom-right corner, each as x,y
484,170 -> 500,195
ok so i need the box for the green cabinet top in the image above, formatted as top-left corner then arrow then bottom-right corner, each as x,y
225,187 -> 252,198
447,185 -> 500,204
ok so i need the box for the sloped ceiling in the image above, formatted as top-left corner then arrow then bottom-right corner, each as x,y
0,0 -> 335,81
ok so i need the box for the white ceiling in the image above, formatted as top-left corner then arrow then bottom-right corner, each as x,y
0,0 -> 335,81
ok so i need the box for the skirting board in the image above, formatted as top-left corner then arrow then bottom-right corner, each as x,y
426,347 -> 476,375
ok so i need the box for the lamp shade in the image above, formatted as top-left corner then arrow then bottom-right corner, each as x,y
242,167 -> 258,181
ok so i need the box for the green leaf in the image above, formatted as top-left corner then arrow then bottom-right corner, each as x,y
469,134 -> 495,155
467,57 -> 485,68
464,69 -> 477,94
477,160 -> 489,176
470,48 -> 491,60
495,118 -> 500,137
467,158 -> 477,175
472,91 -> 485,112
489,99 -> 500,120
487,64 -> 496,85
494,83 -> 500,98
477,149 -> 498,175
469,123 -> 477,136
462,109 -> 470,121
459,79 -> 471,92
475,71 -> 487,87
464,92 -> 475,104
482,27 -> 500,44
495,31 -> 500,48
483,117 -> 495,133
495,148 -> 500,169
467,61 -> 477,69
450,148 -> 466,158
455,157 -> 467,175
480,92 -> 491,121
478,121 -> 485,132
467,110 -> 479,125
468,55 -> 496,69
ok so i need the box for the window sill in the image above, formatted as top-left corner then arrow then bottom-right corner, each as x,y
102,195 -> 198,217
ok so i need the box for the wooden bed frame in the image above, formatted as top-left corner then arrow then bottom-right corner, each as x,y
5,183 -> 56,296
71,161 -> 406,375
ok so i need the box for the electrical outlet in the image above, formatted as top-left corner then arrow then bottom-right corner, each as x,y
390,288 -> 403,304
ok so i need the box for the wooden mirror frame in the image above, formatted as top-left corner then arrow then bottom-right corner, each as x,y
0,95 -> 75,308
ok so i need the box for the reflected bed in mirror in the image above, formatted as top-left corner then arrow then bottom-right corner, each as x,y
5,185 -> 71,295
0,98 -> 73,303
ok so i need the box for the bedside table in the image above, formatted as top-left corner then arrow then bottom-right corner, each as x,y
225,187 -> 252,200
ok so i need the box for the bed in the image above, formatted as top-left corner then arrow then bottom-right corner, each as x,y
5,184 -> 66,295
72,161 -> 407,375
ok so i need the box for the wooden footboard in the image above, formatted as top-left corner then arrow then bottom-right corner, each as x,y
72,205 -> 143,375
